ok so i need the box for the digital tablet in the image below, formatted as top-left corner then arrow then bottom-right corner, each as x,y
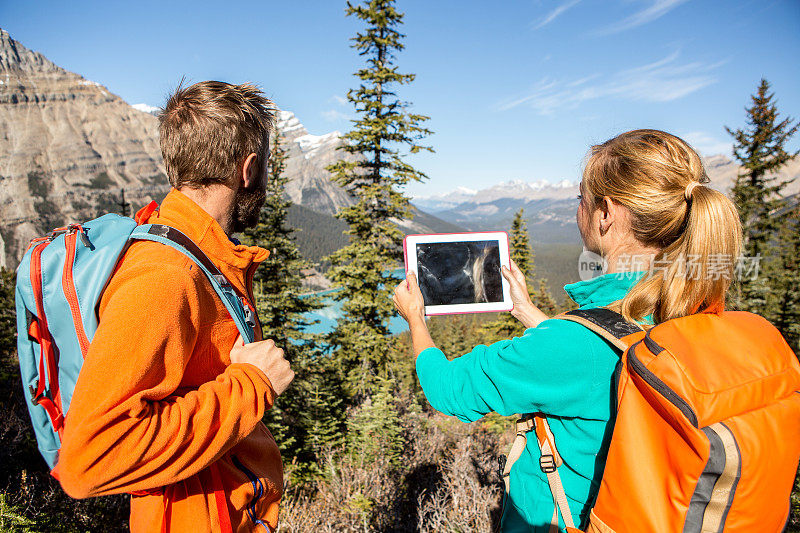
403,232 -> 512,316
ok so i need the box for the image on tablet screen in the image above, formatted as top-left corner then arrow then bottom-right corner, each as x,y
416,241 -> 503,306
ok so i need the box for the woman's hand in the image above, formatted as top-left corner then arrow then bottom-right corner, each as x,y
393,272 -> 435,355
393,272 -> 426,325
501,259 -> 549,329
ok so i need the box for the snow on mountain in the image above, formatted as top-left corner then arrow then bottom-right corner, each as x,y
277,109 -> 305,134
413,154 -> 800,245
295,131 -> 342,159
131,103 -> 160,115
414,178 -> 578,212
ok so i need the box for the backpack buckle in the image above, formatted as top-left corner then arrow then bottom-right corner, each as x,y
540,454 -> 557,474
241,298 -> 257,329
29,384 -> 44,406
213,274 -> 232,289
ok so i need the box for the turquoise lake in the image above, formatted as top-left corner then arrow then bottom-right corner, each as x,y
300,268 -> 409,336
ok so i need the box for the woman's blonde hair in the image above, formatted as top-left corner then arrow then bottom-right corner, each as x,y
582,129 -> 742,324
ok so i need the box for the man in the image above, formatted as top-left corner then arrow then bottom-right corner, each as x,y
56,81 -> 294,532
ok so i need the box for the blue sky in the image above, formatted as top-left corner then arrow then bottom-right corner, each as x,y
2,0 -> 799,197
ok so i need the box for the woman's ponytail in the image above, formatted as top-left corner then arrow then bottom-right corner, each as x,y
583,130 -> 743,324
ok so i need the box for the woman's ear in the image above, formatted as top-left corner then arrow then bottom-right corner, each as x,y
598,196 -> 614,235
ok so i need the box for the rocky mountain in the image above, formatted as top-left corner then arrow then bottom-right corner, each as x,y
415,155 -> 800,243
0,29 -> 458,269
0,28 -> 167,268
276,110 -> 354,216
703,153 -> 800,196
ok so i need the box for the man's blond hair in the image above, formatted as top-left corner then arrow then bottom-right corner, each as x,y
159,81 -> 275,189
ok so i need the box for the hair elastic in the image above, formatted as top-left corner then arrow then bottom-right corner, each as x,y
684,181 -> 701,201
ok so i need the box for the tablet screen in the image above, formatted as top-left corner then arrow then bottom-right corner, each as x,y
416,240 -> 503,306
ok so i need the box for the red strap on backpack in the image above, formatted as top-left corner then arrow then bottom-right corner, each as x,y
135,201 -> 159,224
210,462 -> 233,533
151,463 -> 231,533
28,241 -> 65,437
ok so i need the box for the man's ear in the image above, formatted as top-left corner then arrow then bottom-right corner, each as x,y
240,152 -> 258,189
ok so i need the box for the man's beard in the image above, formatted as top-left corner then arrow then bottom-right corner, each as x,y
231,178 -> 266,233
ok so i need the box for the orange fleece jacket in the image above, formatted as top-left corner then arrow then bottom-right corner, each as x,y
56,189 -> 283,532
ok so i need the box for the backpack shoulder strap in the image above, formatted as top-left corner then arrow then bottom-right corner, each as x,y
500,307 -> 644,532
555,307 -> 644,352
129,224 -> 256,343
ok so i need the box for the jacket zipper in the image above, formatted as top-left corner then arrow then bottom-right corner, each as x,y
243,262 -> 262,340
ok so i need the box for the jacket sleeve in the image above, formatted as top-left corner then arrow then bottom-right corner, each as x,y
415,318 -> 617,423
56,257 -> 275,498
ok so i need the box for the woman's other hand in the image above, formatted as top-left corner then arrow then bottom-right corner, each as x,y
502,259 -> 549,329
393,271 -> 426,325
393,272 -> 435,355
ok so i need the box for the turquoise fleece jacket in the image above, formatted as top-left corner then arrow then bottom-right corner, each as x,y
415,271 -> 648,532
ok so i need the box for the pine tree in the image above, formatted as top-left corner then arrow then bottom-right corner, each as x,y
243,126 -> 322,349
483,209 -> 540,341
346,378 -> 404,467
774,206 -> 800,356
510,209 -> 533,276
326,0 -> 432,396
116,189 -> 131,218
726,79 -> 799,317
534,278 -> 559,316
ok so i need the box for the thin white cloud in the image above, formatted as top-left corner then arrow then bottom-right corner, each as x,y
322,109 -> 351,122
330,95 -> 348,106
533,0 -> 582,30
495,51 -> 723,115
682,131 -> 732,156
594,0 -> 690,36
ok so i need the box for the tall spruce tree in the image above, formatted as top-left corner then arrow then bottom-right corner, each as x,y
326,0 -> 432,396
726,79 -> 798,317
774,206 -> 800,355
243,126 -> 321,348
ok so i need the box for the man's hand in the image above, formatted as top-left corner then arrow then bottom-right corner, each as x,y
230,336 -> 295,396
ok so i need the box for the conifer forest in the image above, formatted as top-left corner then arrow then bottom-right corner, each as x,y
1,1 -> 799,531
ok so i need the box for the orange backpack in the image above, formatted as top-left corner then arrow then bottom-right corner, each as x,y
501,308 -> 800,532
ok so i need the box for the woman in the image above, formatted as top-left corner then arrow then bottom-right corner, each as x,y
393,129 -> 742,532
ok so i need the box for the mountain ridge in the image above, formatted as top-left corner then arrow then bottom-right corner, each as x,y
414,154 -> 800,242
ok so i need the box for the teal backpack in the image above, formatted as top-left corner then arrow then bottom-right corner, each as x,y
14,203 -> 256,469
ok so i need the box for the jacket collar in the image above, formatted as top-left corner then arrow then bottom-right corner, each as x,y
143,188 -> 269,291
564,271 -> 647,310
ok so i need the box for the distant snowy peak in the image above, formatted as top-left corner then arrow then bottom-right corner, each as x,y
477,179 -> 579,203
131,103 -> 159,116
415,178 -> 579,212
277,110 -> 306,135
420,186 -> 477,203
295,131 -> 341,158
